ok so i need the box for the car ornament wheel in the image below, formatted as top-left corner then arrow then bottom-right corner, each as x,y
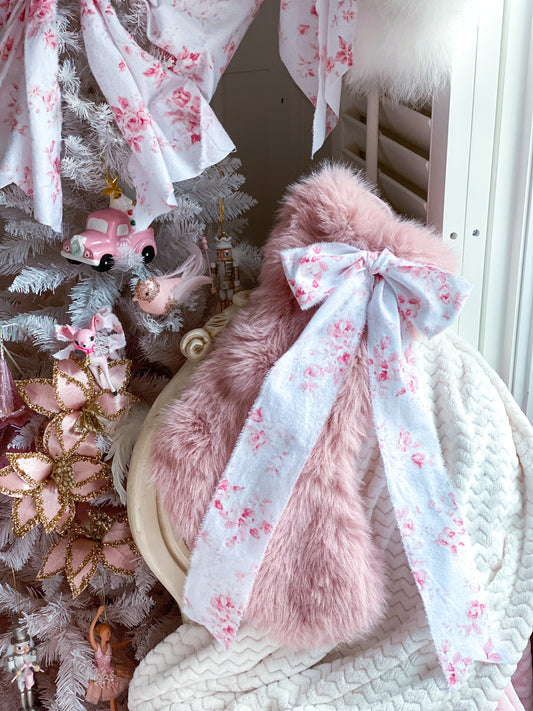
93,254 -> 115,272
142,246 -> 155,264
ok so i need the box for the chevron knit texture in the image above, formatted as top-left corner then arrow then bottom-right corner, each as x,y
131,331 -> 533,710
150,163 -> 458,650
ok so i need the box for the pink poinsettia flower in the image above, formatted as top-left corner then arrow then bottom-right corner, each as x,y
17,356 -> 136,452
0,444 -> 112,537
38,504 -> 138,597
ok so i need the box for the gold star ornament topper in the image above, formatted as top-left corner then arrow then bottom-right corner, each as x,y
101,174 -> 123,200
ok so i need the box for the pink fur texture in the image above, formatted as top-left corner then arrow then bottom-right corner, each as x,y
150,164 -> 457,649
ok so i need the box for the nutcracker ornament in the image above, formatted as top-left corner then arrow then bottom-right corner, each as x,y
211,233 -> 241,310
209,191 -> 241,310
6,624 -> 42,711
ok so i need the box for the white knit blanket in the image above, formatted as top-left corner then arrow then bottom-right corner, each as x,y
129,332 -> 533,711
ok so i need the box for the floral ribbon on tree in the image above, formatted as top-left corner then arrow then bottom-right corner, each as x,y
0,0 -> 356,232
78,0 -> 236,231
0,0 -> 62,231
0,0 -> 234,233
183,243 -> 512,685
278,0 -> 355,154
146,0 -> 356,157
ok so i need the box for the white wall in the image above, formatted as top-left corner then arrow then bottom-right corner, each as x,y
451,0 -> 533,412
412,0 -> 533,412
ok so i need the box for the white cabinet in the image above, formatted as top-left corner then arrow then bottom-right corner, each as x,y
333,0 -> 533,414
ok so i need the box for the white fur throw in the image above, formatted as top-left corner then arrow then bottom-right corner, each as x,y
129,331 -> 533,710
346,0 -> 477,102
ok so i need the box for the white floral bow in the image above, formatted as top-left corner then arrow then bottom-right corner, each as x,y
183,242 -> 511,686
0,0 -> 356,232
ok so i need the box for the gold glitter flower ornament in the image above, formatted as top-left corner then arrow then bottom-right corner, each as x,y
0,356 -> 136,536
38,503 -> 138,597
0,445 -> 112,536
17,356 -> 136,445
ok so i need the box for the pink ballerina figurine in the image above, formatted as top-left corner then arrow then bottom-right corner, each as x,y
133,244 -> 212,317
86,606 -> 132,711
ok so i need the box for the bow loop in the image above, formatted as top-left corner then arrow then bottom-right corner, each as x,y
282,243 -> 367,310
282,244 -> 471,340
375,251 -> 472,339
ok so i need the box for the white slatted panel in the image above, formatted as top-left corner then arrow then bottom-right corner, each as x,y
332,1 -> 502,358
336,95 -> 432,222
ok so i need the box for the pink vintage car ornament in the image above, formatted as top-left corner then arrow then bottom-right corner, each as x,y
61,206 -> 157,272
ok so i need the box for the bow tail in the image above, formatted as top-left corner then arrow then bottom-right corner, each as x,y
367,283 -> 511,685
0,0 -> 62,232
80,0 -> 234,231
279,0 -> 356,155
183,278 -> 369,648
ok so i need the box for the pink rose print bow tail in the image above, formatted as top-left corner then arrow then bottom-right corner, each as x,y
0,0 -> 62,232
183,242 -> 512,685
279,0 -> 356,155
145,0 -> 356,157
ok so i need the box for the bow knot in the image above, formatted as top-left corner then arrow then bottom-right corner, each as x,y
366,249 -> 390,276
283,244 -> 466,341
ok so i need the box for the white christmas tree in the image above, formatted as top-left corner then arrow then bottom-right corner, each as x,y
0,0 -> 259,708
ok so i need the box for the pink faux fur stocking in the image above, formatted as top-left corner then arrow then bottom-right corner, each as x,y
151,164 -> 458,649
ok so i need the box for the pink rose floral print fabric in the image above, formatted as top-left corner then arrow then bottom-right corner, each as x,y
79,0 -> 235,231
0,0 -> 356,232
0,0 -> 62,231
184,242 -> 512,686
146,0 -> 357,156
144,0 -> 265,102
279,0 -> 356,154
